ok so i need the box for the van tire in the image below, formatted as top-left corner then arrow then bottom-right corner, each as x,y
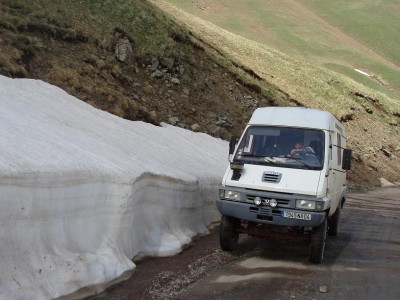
309,217 -> 327,264
328,203 -> 341,236
219,215 -> 239,251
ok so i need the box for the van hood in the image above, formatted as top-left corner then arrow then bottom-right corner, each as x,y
223,164 -> 324,196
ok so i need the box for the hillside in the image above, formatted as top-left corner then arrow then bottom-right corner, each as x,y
1,0 -> 399,187
166,0 -> 400,99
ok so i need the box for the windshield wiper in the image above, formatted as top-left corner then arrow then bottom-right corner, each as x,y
235,156 -> 281,166
264,157 -> 278,164
288,157 -> 314,169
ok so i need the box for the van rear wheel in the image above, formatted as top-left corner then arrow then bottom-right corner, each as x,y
219,215 -> 239,251
309,217 -> 327,264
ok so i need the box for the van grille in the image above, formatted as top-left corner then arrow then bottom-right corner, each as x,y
247,195 -> 290,207
262,171 -> 282,183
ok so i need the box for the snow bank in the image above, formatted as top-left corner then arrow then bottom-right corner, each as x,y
0,76 -> 228,299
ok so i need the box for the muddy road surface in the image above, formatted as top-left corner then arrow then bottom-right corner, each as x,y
88,188 -> 400,300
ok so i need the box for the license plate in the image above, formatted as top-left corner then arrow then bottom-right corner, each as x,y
281,211 -> 311,220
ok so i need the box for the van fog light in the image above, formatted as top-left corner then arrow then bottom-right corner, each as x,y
254,197 -> 262,206
269,199 -> 278,207
296,200 -> 316,210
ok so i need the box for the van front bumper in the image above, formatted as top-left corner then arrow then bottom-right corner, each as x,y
216,199 -> 326,227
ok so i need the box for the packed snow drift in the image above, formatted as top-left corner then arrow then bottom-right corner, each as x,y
0,76 -> 227,299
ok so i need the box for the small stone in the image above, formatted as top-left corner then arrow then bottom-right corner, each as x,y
212,126 -> 222,137
206,112 -> 217,119
183,88 -> 190,96
171,78 -> 180,84
366,147 -> 376,154
381,148 -> 392,158
319,285 -> 328,293
114,37 -> 133,62
149,111 -> 157,120
380,178 -> 396,187
191,124 -> 200,132
151,70 -> 163,79
150,58 -> 159,71
168,117 -> 179,125
130,93 -> 140,100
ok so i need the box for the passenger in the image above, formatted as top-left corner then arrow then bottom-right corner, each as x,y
289,142 -> 315,157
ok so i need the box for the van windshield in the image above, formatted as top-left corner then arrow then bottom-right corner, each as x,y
234,126 -> 325,170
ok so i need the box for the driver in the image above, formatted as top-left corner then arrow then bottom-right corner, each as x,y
289,142 -> 315,157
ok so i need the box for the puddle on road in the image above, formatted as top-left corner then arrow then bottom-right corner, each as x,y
214,257 -> 308,283
345,267 -> 363,272
215,271 -> 286,283
238,257 -> 307,270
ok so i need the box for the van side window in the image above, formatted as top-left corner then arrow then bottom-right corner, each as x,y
337,133 -> 342,166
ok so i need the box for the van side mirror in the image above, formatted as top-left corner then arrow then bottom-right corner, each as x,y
342,149 -> 352,170
229,136 -> 238,155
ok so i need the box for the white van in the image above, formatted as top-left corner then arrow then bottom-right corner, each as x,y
217,107 -> 351,263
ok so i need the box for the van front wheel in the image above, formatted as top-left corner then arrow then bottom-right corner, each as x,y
309,217 -> 327,264
328,203 -> 341,236
219,215 -> 239,251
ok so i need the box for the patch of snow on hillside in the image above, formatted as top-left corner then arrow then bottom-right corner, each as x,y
0,76 -> 227,299
354,68 -> 370,76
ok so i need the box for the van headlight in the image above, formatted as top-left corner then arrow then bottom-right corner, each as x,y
219,189 -> 241,201
296,200 -> 324,211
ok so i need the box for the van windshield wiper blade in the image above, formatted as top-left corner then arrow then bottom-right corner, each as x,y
264,157 -> 278,164
289,157 -> 313,169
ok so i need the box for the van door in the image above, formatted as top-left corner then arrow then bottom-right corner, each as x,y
327,132 -> 343,215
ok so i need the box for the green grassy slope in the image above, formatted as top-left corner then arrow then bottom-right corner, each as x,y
166,0 -> 400,99
304,0 -> 400,66
302,0 -> 400,98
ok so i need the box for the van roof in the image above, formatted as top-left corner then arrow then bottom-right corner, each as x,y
248,107 -> 345,134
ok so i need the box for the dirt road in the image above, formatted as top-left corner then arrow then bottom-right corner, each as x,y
88,187 -> 400,300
